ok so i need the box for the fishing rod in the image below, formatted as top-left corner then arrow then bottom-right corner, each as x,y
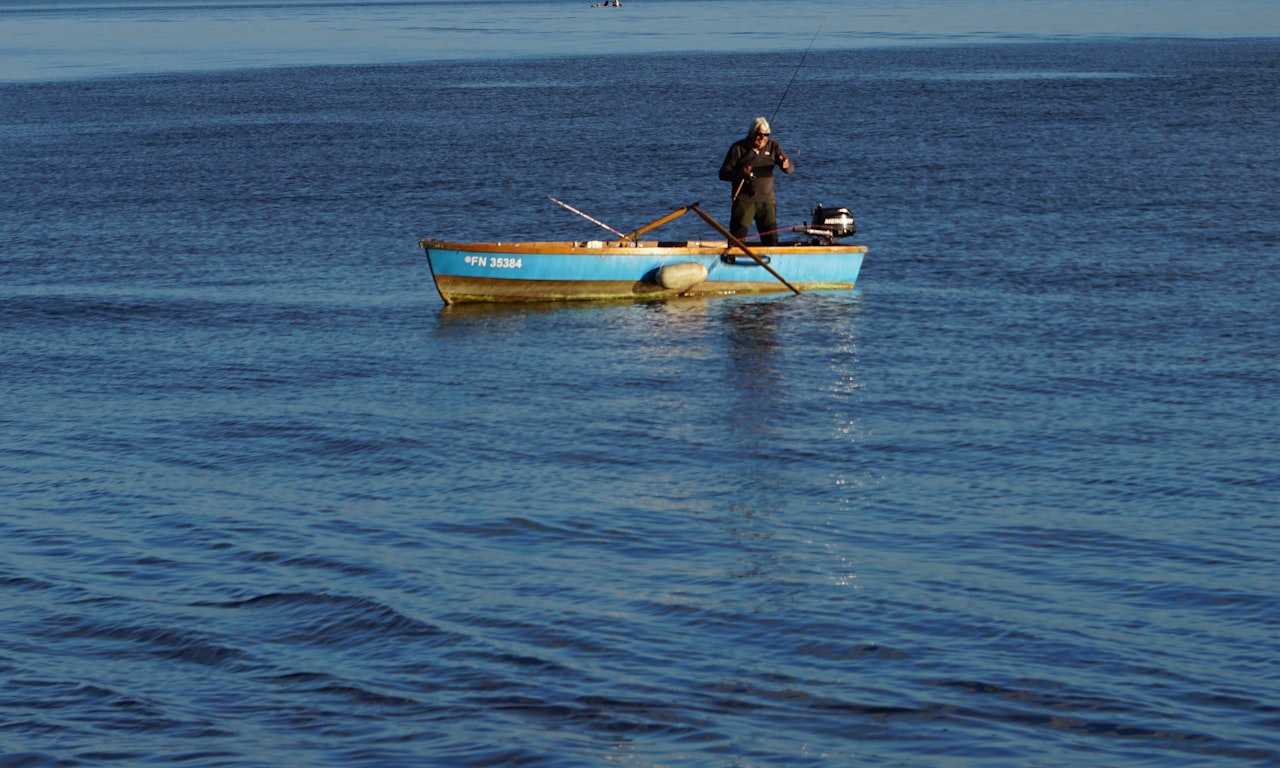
547,196 -> 627,238
733,27 -> 821,202
770,25 -> 821,125
741,223 -> 805,241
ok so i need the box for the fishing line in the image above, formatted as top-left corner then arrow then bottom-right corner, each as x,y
732,30 -> 819,204
769,26 -> 821,125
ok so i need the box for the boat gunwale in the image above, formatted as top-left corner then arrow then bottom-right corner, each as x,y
419,238 -> 868,256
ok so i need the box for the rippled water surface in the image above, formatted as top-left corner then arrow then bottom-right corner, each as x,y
2,2 -> 1278,765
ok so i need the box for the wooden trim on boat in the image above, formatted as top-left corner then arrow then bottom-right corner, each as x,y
419,238 -> 867,256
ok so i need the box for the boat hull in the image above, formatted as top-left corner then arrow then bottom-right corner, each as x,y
419,239 -> 866,304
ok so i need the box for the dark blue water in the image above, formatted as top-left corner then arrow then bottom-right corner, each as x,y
3,2 -> 1279,765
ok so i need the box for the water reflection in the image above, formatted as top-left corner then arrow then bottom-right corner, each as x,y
723,298 -> 786,400
433,296 -> 710,323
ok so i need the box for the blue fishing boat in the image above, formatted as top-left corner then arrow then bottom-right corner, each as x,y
419,203 -> 865,304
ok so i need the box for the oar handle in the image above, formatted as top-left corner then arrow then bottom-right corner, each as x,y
689,203 -> 801,296
617,205 -> 693,243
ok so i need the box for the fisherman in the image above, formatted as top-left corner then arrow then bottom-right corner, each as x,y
718,117 -> 793,246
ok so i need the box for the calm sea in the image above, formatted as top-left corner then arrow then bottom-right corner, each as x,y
2,1 -> 1278,766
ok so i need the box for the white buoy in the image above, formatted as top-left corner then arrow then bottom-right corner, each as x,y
656,262 -> 709,292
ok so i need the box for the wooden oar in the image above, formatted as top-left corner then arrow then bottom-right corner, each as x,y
689,203 -> 801,295
616,205 -> 692,243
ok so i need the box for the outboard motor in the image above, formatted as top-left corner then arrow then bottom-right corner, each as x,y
800,204 -> 857,244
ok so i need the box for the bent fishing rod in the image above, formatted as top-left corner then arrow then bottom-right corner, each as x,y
734,26 -> 821,202
771,25 -> 821,124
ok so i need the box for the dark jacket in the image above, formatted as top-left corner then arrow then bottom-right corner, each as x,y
719,138 -> 792,203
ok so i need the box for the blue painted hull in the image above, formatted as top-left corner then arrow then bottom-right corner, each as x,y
419,239 -> 866,304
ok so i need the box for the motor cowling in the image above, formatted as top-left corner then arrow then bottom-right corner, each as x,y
802,204 -> 857,244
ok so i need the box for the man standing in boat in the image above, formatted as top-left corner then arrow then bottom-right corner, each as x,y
718,117 -> 793,245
